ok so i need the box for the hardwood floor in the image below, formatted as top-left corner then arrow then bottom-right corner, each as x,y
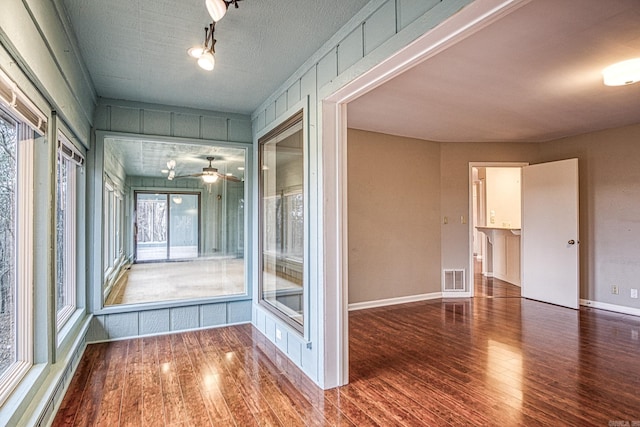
53,299 -> 640,426
474,259 -> 521,298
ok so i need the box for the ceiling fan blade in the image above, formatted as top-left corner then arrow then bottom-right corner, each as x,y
218,173 -> 241,182
173,173 -> 203,179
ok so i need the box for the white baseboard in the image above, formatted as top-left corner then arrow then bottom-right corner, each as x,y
483,272 -> 493,278
348,292 -> 442,311
442,291 -> 472,298
580,299 -> 640,317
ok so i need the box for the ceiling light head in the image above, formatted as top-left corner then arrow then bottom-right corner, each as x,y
206,0 -> 228,22
172,196 -> 183,204
187,46 -> 204,58
202,172 -> 219,183
167,160 -> 176,169
197,50 -> 215,71
602,58 -> 640,86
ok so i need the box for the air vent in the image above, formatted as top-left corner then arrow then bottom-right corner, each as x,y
443,269 -> 465,291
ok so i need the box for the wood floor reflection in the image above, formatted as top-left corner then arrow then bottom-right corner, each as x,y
53,299 -> 640,426
474,259 -> 521,298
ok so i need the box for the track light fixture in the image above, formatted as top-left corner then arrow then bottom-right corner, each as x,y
188,1 -> 242,71
188,22 -> 217,71
205,0 -> 242,22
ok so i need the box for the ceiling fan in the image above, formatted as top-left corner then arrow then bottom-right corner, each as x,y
174,156 -> 241,183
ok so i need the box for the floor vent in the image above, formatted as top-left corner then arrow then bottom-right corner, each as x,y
443,269 -> 465,291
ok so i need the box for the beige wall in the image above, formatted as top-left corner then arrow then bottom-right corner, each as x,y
439,142 -> 539,274
347,129 -> 441,303
538,123 -> 640,309
348,124 -> 640,311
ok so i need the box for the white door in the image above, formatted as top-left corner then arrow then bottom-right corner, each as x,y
521,158 -> 579,309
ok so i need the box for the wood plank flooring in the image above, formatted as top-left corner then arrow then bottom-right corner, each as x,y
474,258 -> 521,298
53,298 -> 640,426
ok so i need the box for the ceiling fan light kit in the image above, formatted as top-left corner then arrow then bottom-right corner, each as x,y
189,0 -> 243,71
172,156 -> 240,184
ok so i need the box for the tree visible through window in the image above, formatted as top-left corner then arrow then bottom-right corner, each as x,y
56,134 -> 81,329
0,112 -> 17,376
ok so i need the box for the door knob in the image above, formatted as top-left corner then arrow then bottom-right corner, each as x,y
568,239 -> 576,245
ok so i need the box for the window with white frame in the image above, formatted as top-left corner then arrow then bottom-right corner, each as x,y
56,132 -> 83,330
0,107 -> 36,405
102,177 -> 123,289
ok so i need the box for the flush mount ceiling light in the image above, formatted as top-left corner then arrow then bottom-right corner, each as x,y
172,196 -> 183,204
205,0 -> 242,22
602,58 -> 640,86
188,22 -> 217,71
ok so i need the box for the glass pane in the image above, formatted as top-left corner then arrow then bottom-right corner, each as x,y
136,193 -> 168,261
103,139 -> 246,307
260,116 -> 304,329
56,154 -> 72,317
0,112 -> 18,375
169,194 -> 198,260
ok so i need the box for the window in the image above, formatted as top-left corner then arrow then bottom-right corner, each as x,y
259,111 -> 305,332
56,133 -> 83,330
0,107 -> 35,404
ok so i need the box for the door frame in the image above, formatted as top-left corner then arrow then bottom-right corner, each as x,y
321,0 -> 532,388
468,162 -> 528,297
134,190 -> 202,263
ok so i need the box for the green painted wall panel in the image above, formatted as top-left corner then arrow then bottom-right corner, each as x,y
365,0 -> 397,55
338,26 -> 364,75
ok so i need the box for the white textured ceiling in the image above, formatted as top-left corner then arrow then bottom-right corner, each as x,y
106,138 -> 246,180
62,0 -> 369,114
348,0 -> 640,143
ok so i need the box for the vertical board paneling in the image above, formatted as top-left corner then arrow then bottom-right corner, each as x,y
365,0 -> 397,55
111,106 -> 141,133
173,113 -> 201,139
228,300 -> 252,323
229,118 -> 253,142
287,336 -> 302,365
287,80 -> 301,107
317,48 -> 338,88
202,115 -> 228,140
106,312 -> 139,338
87,315 -> 108,342
94,105 -> 109,131
87,300 -> 252,342
264,316 -> 276,341
338,26 -> 364,75
275,92 -> 288,118
200,303 -> 226,327
301,66 -> 317,98
265,103 -> 276,126
171,306 -> 200,330
255,110 -> 266,133
142,109 -> 171,135
139,309 -> 171,335
398,0 -> 441,30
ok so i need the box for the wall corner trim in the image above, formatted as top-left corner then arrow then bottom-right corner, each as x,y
348,292 -> 443,311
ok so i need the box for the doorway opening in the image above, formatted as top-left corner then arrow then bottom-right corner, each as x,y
470,163 -> 527,298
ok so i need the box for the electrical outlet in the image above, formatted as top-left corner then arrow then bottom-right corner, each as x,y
276,329 -> 282,340
611,285 -> 619,295
631,288 -> 638,299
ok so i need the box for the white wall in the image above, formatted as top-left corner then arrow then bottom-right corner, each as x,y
485,167 -> 521,229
